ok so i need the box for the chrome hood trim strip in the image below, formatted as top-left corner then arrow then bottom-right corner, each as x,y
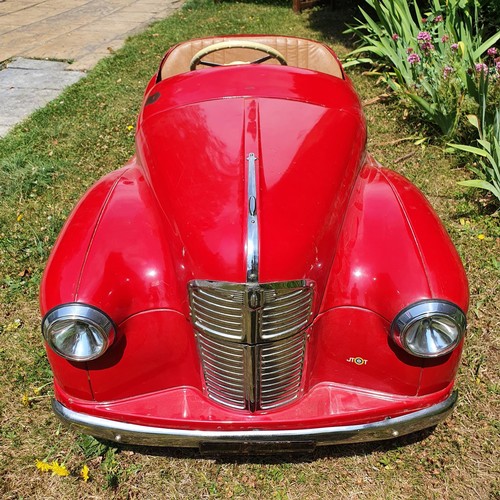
246,152 -> 259,283
53,391 -> 457,449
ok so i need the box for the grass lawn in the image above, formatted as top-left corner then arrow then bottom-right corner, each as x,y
0,0 -> 498,497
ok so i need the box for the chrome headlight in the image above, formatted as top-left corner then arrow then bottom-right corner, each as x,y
391,300 -> 466,358
42,304 -> 115,361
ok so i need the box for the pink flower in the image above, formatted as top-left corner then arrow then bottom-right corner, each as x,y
434,15 -> 443,23
451,43 -> 459,52
417,31 -> 432,42
475,63 -> 488,73
496,61 -> 500,72
421,42 -> 435,52
421,18 -> 427,23
406,47 -> 414,54
487,47 -> 497,57
443,66 -> 454,79
441,35 -> 449,43
407,53 -> 421,65
392,33 -> 400,41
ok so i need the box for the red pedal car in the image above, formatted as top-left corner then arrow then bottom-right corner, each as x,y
40,36 -> 469,452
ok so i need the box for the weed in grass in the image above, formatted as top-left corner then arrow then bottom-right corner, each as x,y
76,435 -> 110,461
0,155 -> 59,201
101,448 -> 121,490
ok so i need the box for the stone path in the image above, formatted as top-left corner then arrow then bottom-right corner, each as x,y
0,57 -> 85,136
0,0 -> 184,137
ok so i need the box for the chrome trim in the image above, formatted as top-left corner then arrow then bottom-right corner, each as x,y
243,343 -> 260,411
259,331 -> 306,409
197,333 -> 246,410
246,152 -> 259,283
391,300 -> 466,358
189,282 -> 247,342
189,280 -> 313,344
42,303 -> 115,361
189,280 -> 313,411
52,391 -> 458,449
196,329 -> 306,411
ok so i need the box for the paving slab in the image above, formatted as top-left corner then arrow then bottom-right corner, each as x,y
0,58 -> 86,129
0,62 -> 85,89
0,88 -> 65,126
0,0 -> 184,137
5,58 -> 73,71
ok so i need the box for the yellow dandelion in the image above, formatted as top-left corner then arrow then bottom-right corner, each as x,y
21,393 -> 30,407
16,213 -> 23,222
127,125 -> 134,131
81,464 -> 90,482
50,461 -> 70,477
477,234 -> 485,240
5,319 -> 22,332
36,460 -> 52,473
33,382 -> 51,395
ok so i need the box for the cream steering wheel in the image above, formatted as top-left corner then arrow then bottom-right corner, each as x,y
190,41 -> 288,71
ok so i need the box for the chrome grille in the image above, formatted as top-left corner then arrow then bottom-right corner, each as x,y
190,286 -> 245,341
197,333 -> 246,410
260,332 -> 306,409
189,280 -> 313,411
261,288 -> 312,340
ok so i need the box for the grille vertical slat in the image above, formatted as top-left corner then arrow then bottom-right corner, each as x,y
197,333 -> 246,410
260,331 -> 306,409
189,280 -> 313,411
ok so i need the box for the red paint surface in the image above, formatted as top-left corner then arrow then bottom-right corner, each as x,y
54,379 -> 455,431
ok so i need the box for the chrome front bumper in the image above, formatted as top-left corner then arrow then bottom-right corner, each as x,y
52,391 -> 457,451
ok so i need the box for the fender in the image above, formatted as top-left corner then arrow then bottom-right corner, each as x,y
40,162 -> 202,401
40,166 -> 128,400
308,158 -> 468,396
323,159 -> 468,318
40,167 -> 128,312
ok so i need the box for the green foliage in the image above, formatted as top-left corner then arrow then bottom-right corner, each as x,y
102,447 -> 121,489
0,154 -> 60,200
344,0 -> 500,138
449,92 -> 500,204
77,435 -> 110,460
479,0 -> 500,38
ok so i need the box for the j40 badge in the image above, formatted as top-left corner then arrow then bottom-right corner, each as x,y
347,357 -> 368,365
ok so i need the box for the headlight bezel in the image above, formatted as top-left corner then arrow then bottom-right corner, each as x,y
42,303 -> 115,361
391,300 -> 466,358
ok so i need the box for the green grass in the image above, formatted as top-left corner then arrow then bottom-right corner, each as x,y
0,0 -> 499,498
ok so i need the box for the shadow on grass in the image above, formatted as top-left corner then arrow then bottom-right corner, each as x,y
105,427 -> 435,464
306,0 -> 362,49
212,0 -> 362,49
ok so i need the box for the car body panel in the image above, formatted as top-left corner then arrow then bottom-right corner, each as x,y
52,377 -> 456,431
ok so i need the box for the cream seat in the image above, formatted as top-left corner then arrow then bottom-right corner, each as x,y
159,36 -> 344,80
